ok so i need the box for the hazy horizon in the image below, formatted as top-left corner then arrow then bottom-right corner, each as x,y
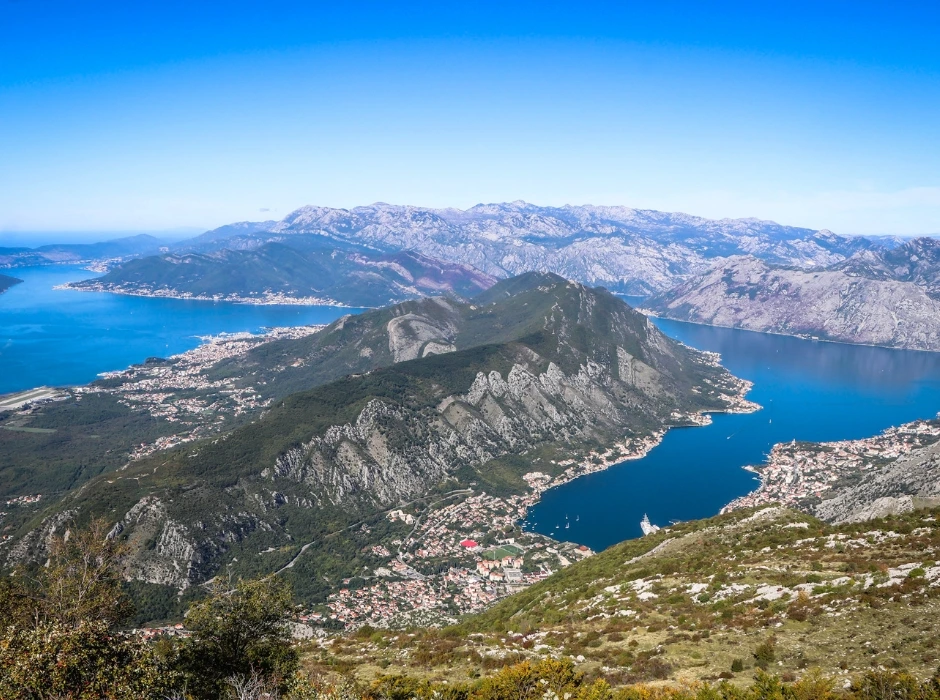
3,199 -> 940,248
2,2 -> 939,236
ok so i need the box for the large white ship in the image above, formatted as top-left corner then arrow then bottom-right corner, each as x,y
640,513 -> 661,536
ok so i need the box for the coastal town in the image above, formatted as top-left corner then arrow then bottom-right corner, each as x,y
319,488 -> 594,630
60,279 -> 347,307
75,324 -> 325,459
724,417 -> 940,512
316,429 -> 679,631
0,317 -> 762,632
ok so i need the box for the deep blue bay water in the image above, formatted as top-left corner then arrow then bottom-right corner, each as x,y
0,266 -> 357,395
526,317 -> 940,551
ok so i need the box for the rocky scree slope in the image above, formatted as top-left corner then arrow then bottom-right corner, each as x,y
333,506 -> 940,686
68,243 -> 496,307
645,255 -> 940,351
812,439 -> 940,524
179,202 -> 874,296
4,274 -> 750,603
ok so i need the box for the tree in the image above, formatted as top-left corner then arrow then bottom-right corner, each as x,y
182,575 -> 299,699
753,636 -> 776,670
37,517 -> 134,628
0,619 -> 179,699
0,518 -> 180,699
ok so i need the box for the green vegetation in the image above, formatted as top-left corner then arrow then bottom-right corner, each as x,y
0,519 -> 179,699
325,507 -> 940,686
0,519 -> 303,699
4,509 -> 940,699
74,241 -> 494,307
0,392 -> 172,501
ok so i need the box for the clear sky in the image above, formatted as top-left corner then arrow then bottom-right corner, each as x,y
1,1 -> 939,237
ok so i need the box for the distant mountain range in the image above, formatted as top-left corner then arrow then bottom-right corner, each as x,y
176,201 -> 878,296
0,273 -> 22,294
646,237 -> 940,351
68,243 -> 497,307
54,201 -> 888,309
0,234 -> 166,268
16,202 -> 940,349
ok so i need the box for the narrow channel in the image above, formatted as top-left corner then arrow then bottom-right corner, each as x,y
526,316 -> 940,550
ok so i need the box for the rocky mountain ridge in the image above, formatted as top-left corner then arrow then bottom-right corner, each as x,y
645,254 -> 940,351
834,236 -> 940,300
67,244 -> 497,307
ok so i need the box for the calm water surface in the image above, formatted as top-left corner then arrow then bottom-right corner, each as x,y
526,317 -> 940,550
0,266 -> 358,394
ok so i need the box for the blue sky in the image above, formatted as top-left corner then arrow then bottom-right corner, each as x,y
1,1 -> 939,237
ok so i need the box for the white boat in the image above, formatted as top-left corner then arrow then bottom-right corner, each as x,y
640,513 -> 661,536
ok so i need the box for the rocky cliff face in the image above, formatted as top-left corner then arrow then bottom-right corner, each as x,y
182,202 -> 874,295
645,255 -> 940,351
835,237 -> 940,300
814,441 -> 940,524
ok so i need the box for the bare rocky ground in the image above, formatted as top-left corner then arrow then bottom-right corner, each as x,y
646,256 -> 940,352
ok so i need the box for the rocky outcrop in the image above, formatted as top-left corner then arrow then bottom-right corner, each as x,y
386,306 -> 458,362
646,256 -> 940,351
814,441 -> 940,524
270,348 -> 680,509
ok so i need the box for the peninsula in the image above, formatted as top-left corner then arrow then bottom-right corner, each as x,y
66,244 -> 497,308
724,417 -> 940,523
0,273 -> 22,295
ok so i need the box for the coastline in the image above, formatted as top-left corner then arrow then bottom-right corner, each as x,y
521,360 -> 760,515
640,307 -> 940,355
56,281 -> 359,308
3,320 -> 764,630
319,363 -> 762,629
721,416 -> 940,515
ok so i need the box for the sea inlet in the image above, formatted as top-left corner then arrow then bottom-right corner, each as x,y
526,317 -> 940,550
0,265 -> 355,395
